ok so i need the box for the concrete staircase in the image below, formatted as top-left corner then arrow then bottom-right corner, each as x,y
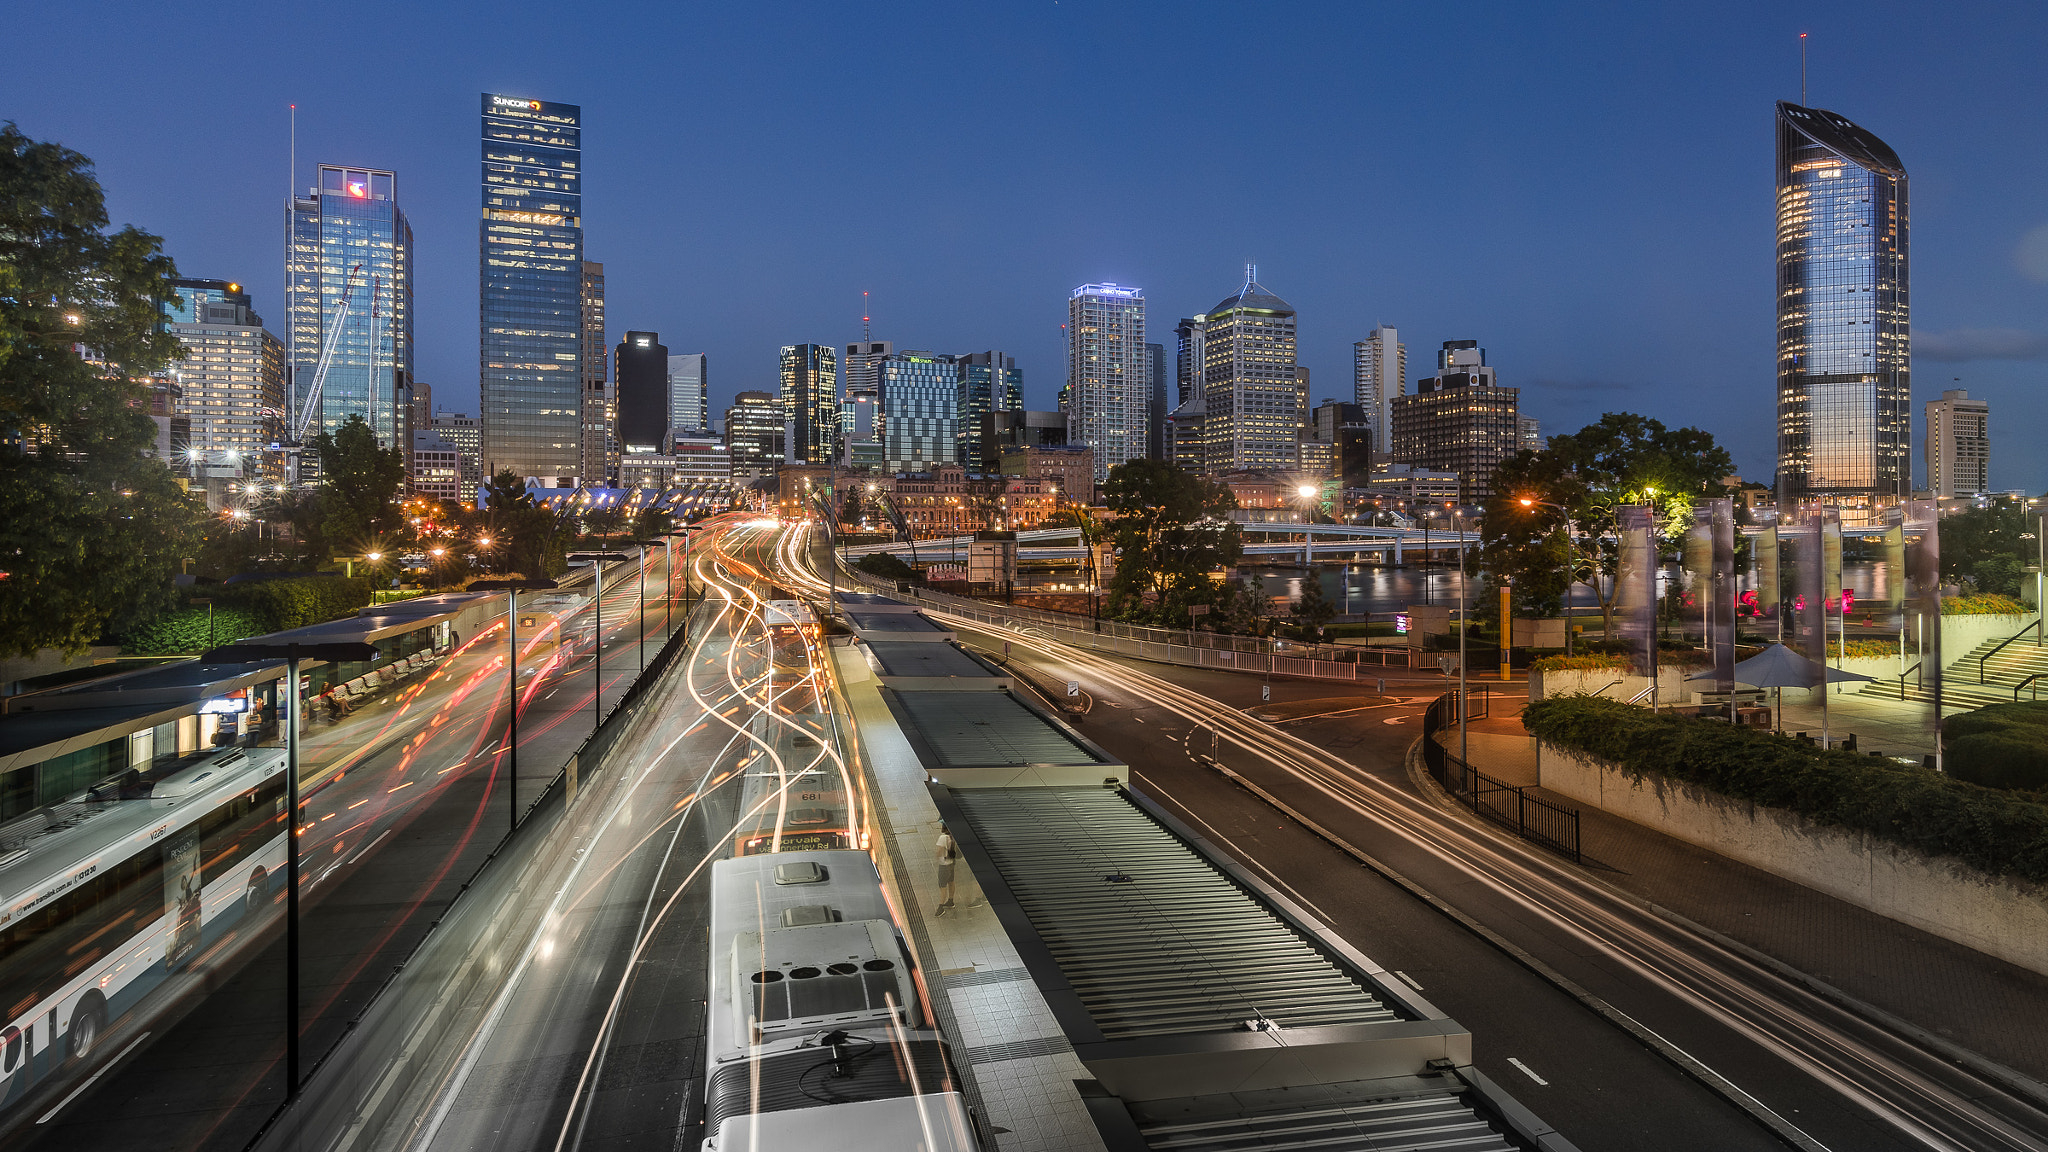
1860,625 -> 2048,710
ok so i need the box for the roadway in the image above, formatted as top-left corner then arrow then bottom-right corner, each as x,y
15,534 -> 709,1152
777,526 -> 2048,1152
385,518 -> 861,1152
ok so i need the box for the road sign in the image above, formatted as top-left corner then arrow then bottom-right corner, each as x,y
1261,684 -> 1270,702
1066,680 -> 1079,697
1188,604 -> 1210,617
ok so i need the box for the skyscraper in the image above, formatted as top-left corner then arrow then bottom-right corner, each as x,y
1198,268 -> 1299,473
480,93 -> 584,485
432,410 -> 484,501
1775,101 -> 1909,521
844,340 -> 894,396
1389,340 -> 1519,502
781,343 -> 839,465
1146,342 -> 1168,461
615,331 -> 670,453
1353,327 -> 1404,465
163,279 -> 285,503
872,351 -> 958,473
725,390 -> 785,480
1066,284 -> 1148,482
287,165 -> 413,449
956,351 -> 1021,468
668,353 -> 709,434
1924,388 -> 1989,499
578,261 -> 611,485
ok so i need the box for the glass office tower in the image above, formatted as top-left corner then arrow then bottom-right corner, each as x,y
955,351 -> 1021,468
1199,270 -> 1300,473
873,351 -> 959,473
480,94 -> 584,484
287,166 -> 413,449
1775,101 -> 1909,520
780,343 -> 839,465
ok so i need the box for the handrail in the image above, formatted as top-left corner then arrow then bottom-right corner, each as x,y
1626,684 -> 1656,705
1896,661 -> 1921,690
1978,615 -> 2046,684
2018,673 -> 2046,703
1595,679 -> 1624,698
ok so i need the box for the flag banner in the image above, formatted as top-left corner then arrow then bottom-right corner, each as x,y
1903,499 -> 1941,761
1754,526 -> 1779,640
1616,504 -> 1658,683
1708,498 -> 1736,694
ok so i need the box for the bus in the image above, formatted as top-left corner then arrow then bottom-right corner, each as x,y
732,712 -> 851,857
0,744 -> 287,1117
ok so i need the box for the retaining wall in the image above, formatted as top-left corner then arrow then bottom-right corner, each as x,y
1537,742 -> 2048,977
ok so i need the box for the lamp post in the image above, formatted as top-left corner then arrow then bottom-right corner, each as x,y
469,578 -> 558,831
203,640 -> 379,1102
1453,508 -> 1469,772
568,552 -> 630,736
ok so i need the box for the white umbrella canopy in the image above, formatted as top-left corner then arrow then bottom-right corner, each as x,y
1685,641 -> 1876,688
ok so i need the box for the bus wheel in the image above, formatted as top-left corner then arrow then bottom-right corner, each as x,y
66,997 -> 106,1064
245,868 -> 269,916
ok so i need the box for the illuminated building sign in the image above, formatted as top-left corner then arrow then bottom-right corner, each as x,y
491,210 -> 567,226
491,96 -> 543,110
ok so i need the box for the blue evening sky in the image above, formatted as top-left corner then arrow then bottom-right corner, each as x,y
6,1 -> 2044,490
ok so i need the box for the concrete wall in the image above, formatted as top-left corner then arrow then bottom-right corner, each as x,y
1529,666 -> 1695,702
1537,742 -> 2048,977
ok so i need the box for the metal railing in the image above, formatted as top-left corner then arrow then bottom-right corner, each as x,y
2017,673 -> 2045,703
1421,693 -> 1580,863
1978,615 -> 2047,684
845,567 -> 1421,684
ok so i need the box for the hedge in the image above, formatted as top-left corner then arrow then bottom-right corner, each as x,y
1531,654 -> 1632,673
1945,702 -> 2048,794
1522,694 -> 2048,884
124,576 -> 374,655
124,606 -> 268,656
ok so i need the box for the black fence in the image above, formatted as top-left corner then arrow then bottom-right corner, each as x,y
1421,692 -> 1580,863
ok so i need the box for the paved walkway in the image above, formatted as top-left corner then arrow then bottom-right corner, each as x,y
1436,698 -> 2048,1089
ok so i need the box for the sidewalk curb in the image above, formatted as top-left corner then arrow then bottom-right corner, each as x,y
1410,735 -> 2048,1118
1188,744 -> 1825,1152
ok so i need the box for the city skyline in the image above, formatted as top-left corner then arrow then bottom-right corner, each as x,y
8,2 -> 2045,493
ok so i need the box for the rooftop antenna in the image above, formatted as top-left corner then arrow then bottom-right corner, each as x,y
861,289 -> 870,343
1245,262 -> 1257,287
1800,33 -> 1808,106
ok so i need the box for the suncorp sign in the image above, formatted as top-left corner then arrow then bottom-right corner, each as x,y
491,96 -> 542,111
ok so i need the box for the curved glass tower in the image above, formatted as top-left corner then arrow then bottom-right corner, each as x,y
1775,101 -> 1909,521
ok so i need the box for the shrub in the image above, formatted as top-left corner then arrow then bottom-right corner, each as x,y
1532,654 -> 1632,673
123,606 -> 268,655
1829,637 -> 1904,659
856,552 -> 916,580
1943,593 -> 2030,616
1946,703 -> 2048,792
1523,694 -> 2048,884
123,576 -> 373,654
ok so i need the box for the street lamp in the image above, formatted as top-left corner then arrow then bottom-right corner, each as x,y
469,577 -> 559,832
567,551 -> 630,736
201,640 -> 379,1101
1518,496 -> 1582,656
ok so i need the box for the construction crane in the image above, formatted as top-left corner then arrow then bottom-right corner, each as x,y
275,262 -> 362,485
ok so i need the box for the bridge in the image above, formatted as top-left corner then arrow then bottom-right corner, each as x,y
840,521 -> 1482,565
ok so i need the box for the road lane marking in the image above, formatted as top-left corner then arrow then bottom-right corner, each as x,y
38,1031 -> 151,1123
1507,1057 -> 1549,1086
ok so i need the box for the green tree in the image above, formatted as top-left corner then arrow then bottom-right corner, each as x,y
1098,459 -> 1243,625
1483,412 -> 1734,637
310,414 -> 405,556
0,124 -> 200,655
479,469 -> 568,578
1938,499 -> 2040,596
1292,577 -> 1337,642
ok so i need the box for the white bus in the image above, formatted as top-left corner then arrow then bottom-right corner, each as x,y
0,744 -> 287,1116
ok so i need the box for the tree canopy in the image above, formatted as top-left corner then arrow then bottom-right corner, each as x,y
478,469 -> 568,578
1098,458 -> 1243,625
0,123 -> 199,655
310,414 -> 405,555
1482,412 -> 1734,628
1938,498 -> 2043,597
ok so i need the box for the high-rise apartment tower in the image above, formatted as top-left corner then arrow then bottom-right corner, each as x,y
1066,284 -> 1148,482
1924,389 -> 1989,499
1353,327 -> 1404,465
781,344 -> 839,465
1198,268 -> 1299,473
